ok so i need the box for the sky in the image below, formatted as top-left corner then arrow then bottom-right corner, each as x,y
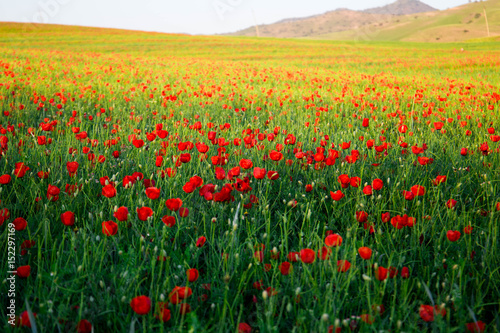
0,0 -> 470,35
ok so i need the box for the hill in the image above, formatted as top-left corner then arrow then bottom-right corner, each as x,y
228,0 -> 437,38
227,10 -> 394,38
363,0 -> 437,15
317,0 -> 500,42
228,0 -> 500,43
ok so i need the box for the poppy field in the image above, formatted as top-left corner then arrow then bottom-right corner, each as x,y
0,23 -> 500,332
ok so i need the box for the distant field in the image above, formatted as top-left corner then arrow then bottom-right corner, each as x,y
0,23 -> 499,332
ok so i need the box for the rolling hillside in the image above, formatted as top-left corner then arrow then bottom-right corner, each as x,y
228,0 -> 437,38
318,0 -> 500,42
228,0 -> 500,43
227,10 -> 394,38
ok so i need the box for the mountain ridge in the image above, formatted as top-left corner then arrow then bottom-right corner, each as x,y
363,0 -> 437,15
227,0 -> 437,37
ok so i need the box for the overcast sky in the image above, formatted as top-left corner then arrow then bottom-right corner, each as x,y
0,0 -> 469,35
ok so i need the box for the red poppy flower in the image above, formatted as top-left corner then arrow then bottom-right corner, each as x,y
162,215 -> 176,227
401,267 -> 410,278
228,166 -> 241,179
279,261 -> 292,275
239,159 -> 253,169
391,215 -> 408,229
137,207 -> 153,221
446,199 -> 457,209
299,248 -> 315,264
238,322 -> 252,333
196,142 -> 209,153
165,198 -> 183,211
47,184 -> 60,202
180,153 -> 191,163
317,246 -> 332,260
13,217 -> 27,231
20,310 -> 37,328
179,207 -> 189,218
464,226 -> 473,234
419,305 -> 446,322
196,236 -> 206,247
411,185 -> 426,196
434,122 -> 444,130
325,234 -> 342,247
36,171 -> 49,179
338,174 -> 350,188
269,150 -> 283,161
155,303 -> 171,322
350,176 -> 361,187
122,175 -> 135,188
102,184 -> 117,198
132,172 -> 144,181
0,208 -> 10,226
130,295 -> 151,315
100,177 -> 113,186
114,206 -> 129,221
417,156 -> 434,165
341,141 -> 351,149
66,161 -> 79,177
432,175 -> 447,185
363,185 -> 373,196
403,190 -> 415,201
372,178 -> 383,190
183,181 -> 196,193
356,211 -> 368,223
0,174 -> 11,184
16,265 -> 31,278
328,325 -> 342,333
214,167 -> 225,180
465,321 -> 486,333
169,286 -> 193,304
287,252 -> 299,262
267,170 -> 279,180
358,247 -> 372,260
388,266 -> 398,278
337,260 -> 351,272
446,230 -> 461,242
199,184 -> 216,200
330,190 -> 344,201
189,175 -> 203,188
375,266 -> 388,281
60,211 -> 75,226
381,212 -> 391,223
145,187 -> 161,200
253,167 -> 266,179
77,319 -> 92,333
186,268 -> 199,282
14,162 -> 30,178
132,139 -> 144,148
102,221 -> 118,236
140,177 -> 153,187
